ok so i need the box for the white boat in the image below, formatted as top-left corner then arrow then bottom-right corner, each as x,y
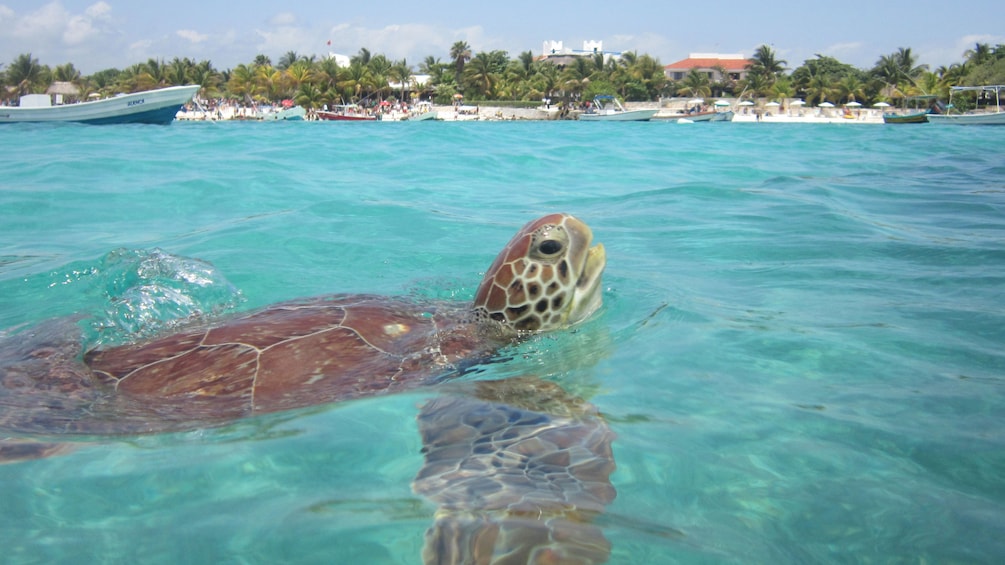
406,101 -> 440,121
926,85 -> 1005,125
0,85 -> 200,125
260,105 -> 306,121
579,95 -> 658,122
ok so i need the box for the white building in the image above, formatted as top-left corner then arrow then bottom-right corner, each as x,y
540,40 -> 620,67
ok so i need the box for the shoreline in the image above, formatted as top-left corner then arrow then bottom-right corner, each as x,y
177,102 -> 889,124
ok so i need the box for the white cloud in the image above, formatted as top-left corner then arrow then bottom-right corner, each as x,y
269,12 -> 296,27
86,1 -> 111,19
177,29 -> 209,44
0,1 -> 112,45
9,2 -> 68,39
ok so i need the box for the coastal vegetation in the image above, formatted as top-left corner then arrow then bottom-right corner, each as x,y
3,41 -> 1004,110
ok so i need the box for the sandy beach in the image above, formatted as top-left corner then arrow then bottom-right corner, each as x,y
178,100 -> 888,124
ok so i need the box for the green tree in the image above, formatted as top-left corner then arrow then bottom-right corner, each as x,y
464,51 -> 507,99
677,69 -> 711,99
52,62 -> 81,83
388,59 -> 413,100
227,64 -> 257,99
449,41 -> 472,79
277,51 -> 300,71
746,44 -> 788,87
7,53 -> 48,96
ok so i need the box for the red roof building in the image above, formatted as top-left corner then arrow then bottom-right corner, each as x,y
664,53 -> 752,82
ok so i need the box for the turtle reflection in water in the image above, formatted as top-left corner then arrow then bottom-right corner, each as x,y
0,213 -> 616,564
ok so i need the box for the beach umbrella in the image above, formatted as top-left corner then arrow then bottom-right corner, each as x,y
819,102 -> 835,108
765,101 -> 780,107
714,100 -> 730,107
687,98 -> 704,104
791,100 -> 805,106
738,100 -> 754,106
453,93 -> 464,99
873,102 -> 891,108
846,101 -> 862,107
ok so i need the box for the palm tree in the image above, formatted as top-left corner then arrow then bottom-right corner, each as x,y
464,51 -> 500,98
419,56 -> 441,75
804,73 -> 832,106
52,62 -> 81,83
873,47 -> 927,97
227,64 -> 257,99
350,48 -> 372,67
294,82 -> 325,109
560,57 -> 594,97
190,61 -> 222,98
677,69 -> 711,99
7,53 -> 47,96
835,75 -> 866,102
165,57 -> 193,85
449,41 -> 471,78
388,59 -> 413,100
517,51 -> 535,74
627,54 -> 666,101
253,54 -> 272,68
963,42 -> 992,66
339,61 -> 375,102
284,60 -> 313,97
747,45 -> 787,84
277,51 -> 299,71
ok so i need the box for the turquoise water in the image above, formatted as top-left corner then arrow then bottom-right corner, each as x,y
1,120 -> 1003,563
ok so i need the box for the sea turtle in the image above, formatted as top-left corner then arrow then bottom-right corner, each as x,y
0,213 -> 616,563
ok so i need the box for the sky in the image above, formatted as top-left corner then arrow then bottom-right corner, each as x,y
1,0 -> 1002,75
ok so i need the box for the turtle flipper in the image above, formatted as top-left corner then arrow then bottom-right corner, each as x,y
414,377 -> 616,564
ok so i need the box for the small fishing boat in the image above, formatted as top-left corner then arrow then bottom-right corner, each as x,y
405,101 -> 439,121
316,104 -> 378,121
0,85 -> 200,125
260,103 -> 306,121
579,95 -> 657,122
659,110 -> 734,123
883,95 -> 939,124
883,111 -> 930,124
926,85 -> 1005,125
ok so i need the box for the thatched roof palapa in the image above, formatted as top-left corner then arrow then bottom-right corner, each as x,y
46,81 -> 80,96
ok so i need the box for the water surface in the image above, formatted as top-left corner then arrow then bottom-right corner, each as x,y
1,120 -> 1003,563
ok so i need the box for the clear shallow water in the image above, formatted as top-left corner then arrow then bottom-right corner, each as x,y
1,120 -> 1003,563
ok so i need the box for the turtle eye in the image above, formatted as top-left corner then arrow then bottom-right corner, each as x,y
539,239 -> 563,255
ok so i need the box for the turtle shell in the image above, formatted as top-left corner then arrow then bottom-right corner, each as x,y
83,294 -> 490,424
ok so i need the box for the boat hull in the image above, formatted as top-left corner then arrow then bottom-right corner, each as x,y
883,112 -> 929,124
407,111 -> 439,121
926,112 -> 1005,125
316,110 -> 377,121
261,106 -> 306,121
659,111 -> 734,123
0,85 -> 199,125
579,109 -> 658,122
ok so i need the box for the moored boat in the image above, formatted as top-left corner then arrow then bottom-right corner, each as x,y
261,105 -> 306,121
579,95 -> 657,122
316,104 -> 378,121
926,85 -> 1005,125
882,95 -> 939,124
0,85 -> 200,125
405,101 -> 439,121
883,111 -> 929,124
659,110 -> 734,123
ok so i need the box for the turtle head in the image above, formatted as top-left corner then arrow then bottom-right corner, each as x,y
474,213 -> 606,334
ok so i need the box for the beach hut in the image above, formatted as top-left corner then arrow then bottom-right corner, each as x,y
46,81 -> 80,104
